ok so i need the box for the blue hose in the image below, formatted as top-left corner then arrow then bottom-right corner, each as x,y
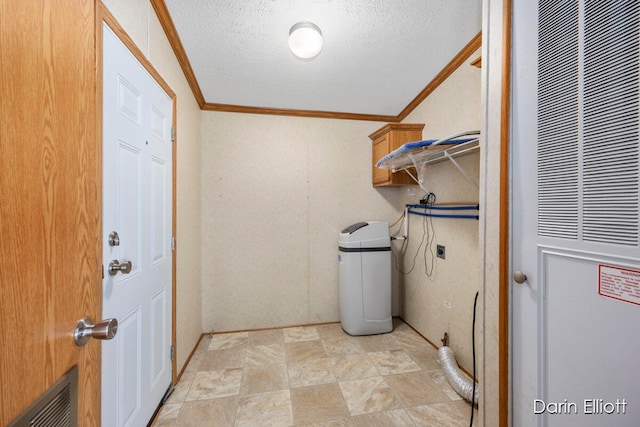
406,204 -> 479,211
407,209 -> 479,220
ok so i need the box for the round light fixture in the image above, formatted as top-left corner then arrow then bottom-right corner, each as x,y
288,21 -> 323,59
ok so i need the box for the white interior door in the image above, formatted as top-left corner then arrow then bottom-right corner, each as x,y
512,1 -> 640,426
102,24 -> 173,427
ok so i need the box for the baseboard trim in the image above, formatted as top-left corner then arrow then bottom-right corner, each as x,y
397,316 -> 477,383
198,316 -> 477,383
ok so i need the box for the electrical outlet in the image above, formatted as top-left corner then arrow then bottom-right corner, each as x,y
444,300 -> 452,309
437,244 -> 445,259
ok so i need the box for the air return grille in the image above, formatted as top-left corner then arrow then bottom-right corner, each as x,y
538,0 -> 579,239
538,0 -> 640,246
8,366 -> 78,427
29,384 -> 72,427
583,2 -> 639,245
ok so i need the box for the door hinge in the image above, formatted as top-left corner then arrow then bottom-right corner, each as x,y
171,126 -> 176,142
171,236 -> 175,251
170,345 -> 175,361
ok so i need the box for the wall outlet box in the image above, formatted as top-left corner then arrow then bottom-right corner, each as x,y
437,244 -> 445,259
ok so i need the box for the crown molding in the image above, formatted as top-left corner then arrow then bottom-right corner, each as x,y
151,0 -> 481,122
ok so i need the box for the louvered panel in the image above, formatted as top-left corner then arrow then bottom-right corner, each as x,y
537,0 -> 579,239
583,0 -> 640,246
8,367 -> 77,427
29,384 -> 71,427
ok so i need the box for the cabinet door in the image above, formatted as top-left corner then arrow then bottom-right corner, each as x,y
372,136 -> 392,186
369,123 -> 424,187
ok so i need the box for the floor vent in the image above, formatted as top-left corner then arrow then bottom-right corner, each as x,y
8,366 -> 78,427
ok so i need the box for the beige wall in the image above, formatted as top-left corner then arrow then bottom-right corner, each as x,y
199,47 -> 490,422
397,50 -> 483,373
101,0 -> 203,373
195,44 -> 485,389
200,113 -> 404,332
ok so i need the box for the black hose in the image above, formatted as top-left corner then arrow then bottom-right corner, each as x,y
470,291 -> 479,426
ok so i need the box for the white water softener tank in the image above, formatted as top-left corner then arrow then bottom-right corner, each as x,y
338,221 -> 392,336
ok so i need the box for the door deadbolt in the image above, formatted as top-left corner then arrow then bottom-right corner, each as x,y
74,317 -> 118,346
108,231 -> 120,247
109,259 -> 132,276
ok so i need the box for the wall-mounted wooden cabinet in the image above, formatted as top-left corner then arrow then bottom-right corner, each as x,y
369,123 -> 424,187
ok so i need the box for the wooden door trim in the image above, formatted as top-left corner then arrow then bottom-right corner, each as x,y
97,1 -> 179,383
499,0 -> 512,426
98,4 -> 176,99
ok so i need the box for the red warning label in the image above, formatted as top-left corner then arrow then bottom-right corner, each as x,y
598,265 -> 640,306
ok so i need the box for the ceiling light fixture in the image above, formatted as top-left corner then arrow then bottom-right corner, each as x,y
288,21 -> 323,60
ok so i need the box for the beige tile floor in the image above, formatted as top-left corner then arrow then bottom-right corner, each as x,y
154,319 -> 478,426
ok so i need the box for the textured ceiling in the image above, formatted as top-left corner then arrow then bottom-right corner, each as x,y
163,0 -> 482,117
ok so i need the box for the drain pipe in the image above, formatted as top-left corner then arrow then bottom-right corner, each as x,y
438,345 -> 479,404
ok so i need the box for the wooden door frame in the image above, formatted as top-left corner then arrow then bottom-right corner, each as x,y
96,2 -> 178,383
499,0 -> 512,426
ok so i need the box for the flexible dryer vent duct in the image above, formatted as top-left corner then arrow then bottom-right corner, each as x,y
438,345 -> 479,404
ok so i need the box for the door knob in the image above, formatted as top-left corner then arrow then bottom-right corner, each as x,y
74,317 -> 118,346
513,271 -> 528,284
108,259 -> 132,276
